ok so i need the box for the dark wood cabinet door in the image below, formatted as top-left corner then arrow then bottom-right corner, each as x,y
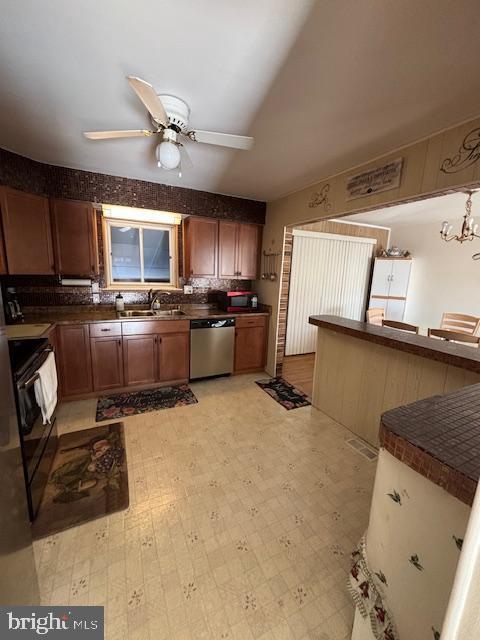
91,337 -> 124,391
123,335 -> 157,386
218,221 -> 238,278
57,325 -> 93,397
237,223 -> 261,279
0,220 -> 7,275
51,199 -> 98,276
234,325 -> 266,372
184,217 -> 218,277
0,187 -> 54,275
157,332 -> 190,383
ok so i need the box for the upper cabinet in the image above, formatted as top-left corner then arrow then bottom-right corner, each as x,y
219,221 -> 261,279
184,216 -> 218,278
51,198 -> 99,276
236,223 -> 261,279
0,187 -> 54,275
184,217 -> 262,280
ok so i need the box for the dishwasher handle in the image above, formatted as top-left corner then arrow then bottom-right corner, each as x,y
190,318 -> 235,330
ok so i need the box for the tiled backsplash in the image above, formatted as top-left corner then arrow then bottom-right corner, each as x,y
0,148 -> 265,223
0,147 -> 264,307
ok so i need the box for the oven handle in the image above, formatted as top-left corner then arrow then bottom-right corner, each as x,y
18,348 -> 54,389
21,372 -> 40,390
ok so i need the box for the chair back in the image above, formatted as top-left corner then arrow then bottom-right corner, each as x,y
382,319 -> 419,334
366,307 -> 384,326
440,313 -> 480,335
428,328 -> 480,346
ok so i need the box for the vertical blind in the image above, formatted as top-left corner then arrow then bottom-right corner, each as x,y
285,230 -> 376,355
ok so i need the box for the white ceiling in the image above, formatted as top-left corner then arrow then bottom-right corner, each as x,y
344,191 -> 478,228
1,1 -> 480,202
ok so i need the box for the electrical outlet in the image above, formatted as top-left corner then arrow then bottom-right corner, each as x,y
183,285 -> 193,295
91,282 -> 100,293
92,293 -> 100,304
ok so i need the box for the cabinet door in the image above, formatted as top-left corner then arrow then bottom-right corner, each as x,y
0,221 -> 6,275
123,335 -> 157,386
184,217 -> 218,277
370,259 -> 392,297
157,332 -> 190,383
234,325 -> 266,372
0,187 -> 54,275
389,260 -> 412,298
51,199 -> 98,276
91,337 -> 124,391
237,223 -> 261,279
57,325 -> 93,397
385,299 -> 406,321
218,221 -> 238,278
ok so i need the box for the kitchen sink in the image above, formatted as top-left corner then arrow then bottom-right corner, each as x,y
119,309 -> 186,318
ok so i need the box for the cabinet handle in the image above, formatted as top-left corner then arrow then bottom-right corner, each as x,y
101,328 -> 111,332
158,336 -> 162,344
118,339 -> 121,346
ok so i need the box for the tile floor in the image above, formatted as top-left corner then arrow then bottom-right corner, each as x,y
33,373 -> 376,640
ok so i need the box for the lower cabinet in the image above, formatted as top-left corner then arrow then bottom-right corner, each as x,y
91,336 -> 124,391
234,316 -> 267,372
123,335 -> 157,387
56,325 -> 93,397
157,332 -> 190,383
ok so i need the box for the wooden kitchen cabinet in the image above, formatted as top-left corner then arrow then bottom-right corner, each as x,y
157,332 -> 190,383
234,316 -> 267,372
0,187 -> 54,275
183,216 -> 218,278
123,335 -> 157,387
91,336 -> 124,391
51,198 -> 98,276
237,223 -> 261,279
56,325 -> 93,397
218,221 -> 261,279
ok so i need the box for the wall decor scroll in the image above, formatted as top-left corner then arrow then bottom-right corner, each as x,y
441,126 -> 480,174
346,158 -> 403,200
308,184 -> 332,210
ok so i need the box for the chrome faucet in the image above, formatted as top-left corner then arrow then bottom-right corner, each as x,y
149,289 -> 171,310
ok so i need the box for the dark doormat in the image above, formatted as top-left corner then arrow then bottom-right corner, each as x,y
255,377 -> 311,410
96,384 -> 198,422
32,422 -> 128,540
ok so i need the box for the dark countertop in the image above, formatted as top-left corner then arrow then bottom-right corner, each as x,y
380,384 -> 480,504
21,305 -> 270,326
309,314 -> 480,374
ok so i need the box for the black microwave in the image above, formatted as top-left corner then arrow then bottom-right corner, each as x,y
218,291 -> 258,312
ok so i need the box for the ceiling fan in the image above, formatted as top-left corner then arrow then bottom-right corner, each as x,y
84,76 -> 254,176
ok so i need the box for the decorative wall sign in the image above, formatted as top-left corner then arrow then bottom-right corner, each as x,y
308,184 -> 331,210
346,158 -> 403,200
441,126 -> 480,174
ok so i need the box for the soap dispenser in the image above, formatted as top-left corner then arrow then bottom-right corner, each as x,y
115,292 -> 124,312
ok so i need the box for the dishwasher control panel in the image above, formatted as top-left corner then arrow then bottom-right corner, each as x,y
190,318 -> 235,330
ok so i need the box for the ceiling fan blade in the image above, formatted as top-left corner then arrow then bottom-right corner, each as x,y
84,129 -> 154,140
189,130 -> 254,150
179,144 -> 193,169
127,76 -> 168,127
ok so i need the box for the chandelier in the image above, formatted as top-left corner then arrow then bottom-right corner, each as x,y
440,191 -> 480,243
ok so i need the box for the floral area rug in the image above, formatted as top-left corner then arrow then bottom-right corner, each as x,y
96,384 -> 198,422
32,422 -> 128,539
255,377 -> 311,410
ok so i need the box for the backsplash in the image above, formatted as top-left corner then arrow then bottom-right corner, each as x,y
0,148 -> 265,224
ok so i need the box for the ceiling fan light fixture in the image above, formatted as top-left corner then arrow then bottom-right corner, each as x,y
156,140 -> 181,170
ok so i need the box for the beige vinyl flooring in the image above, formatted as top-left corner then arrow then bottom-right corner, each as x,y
33,372 -> 376,640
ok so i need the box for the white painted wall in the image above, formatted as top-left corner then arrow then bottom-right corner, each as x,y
389,220 -> 480,330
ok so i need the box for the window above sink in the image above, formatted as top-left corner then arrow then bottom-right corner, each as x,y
102,205 -> 181,291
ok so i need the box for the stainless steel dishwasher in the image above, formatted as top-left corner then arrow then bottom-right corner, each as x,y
190,318 -> 235,379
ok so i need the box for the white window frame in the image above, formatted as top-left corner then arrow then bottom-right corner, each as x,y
103,218 -> 179,290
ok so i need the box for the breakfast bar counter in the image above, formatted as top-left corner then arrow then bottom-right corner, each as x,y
308,315 -> 480,447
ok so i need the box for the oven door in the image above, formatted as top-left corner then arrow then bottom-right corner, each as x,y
17,365 -> 55,484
